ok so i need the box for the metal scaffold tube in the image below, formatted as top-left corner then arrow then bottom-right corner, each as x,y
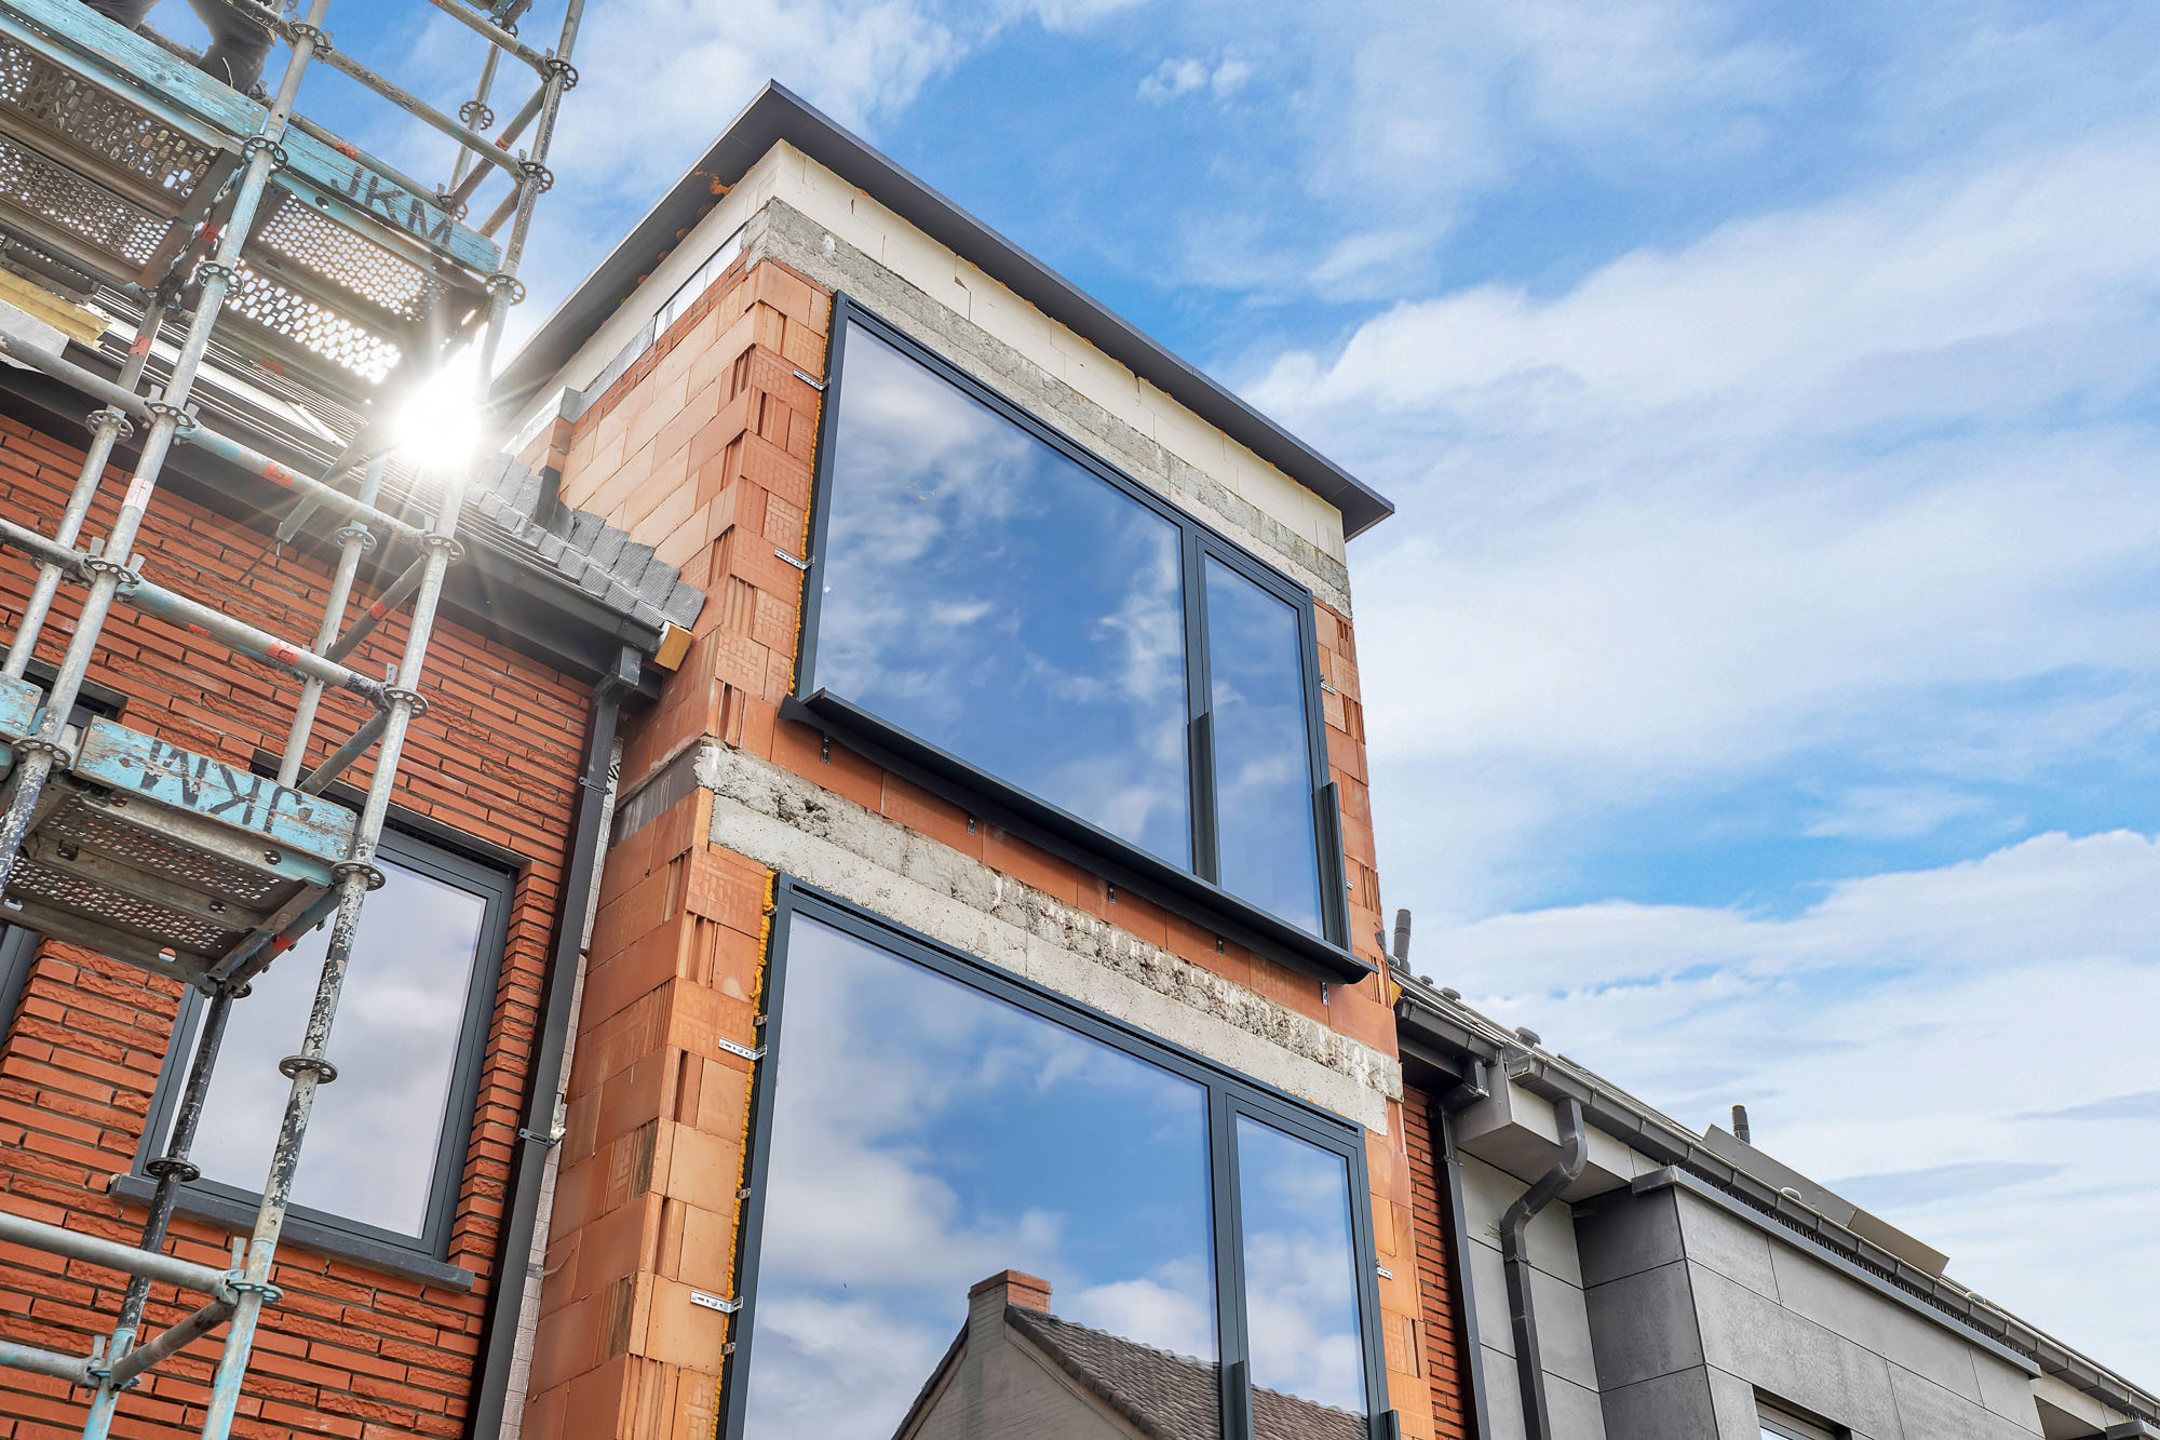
192,4 -> 586,1435
1,302 -> 166,680
278,454 -> 387,785
0,0 -> 332,900
0,0 -> 587,1428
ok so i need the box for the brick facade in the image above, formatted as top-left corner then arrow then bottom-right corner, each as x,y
1403,1087 -> 1476,1440
520,249 -> 1458,1439
0,412 -> 593,1440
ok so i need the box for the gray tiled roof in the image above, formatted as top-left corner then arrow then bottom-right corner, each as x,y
461,453 -> 706,634
1008,1308 -> 1367,1440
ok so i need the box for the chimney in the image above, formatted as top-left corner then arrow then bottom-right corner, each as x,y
969,1270 -> 1051,1321
1731,1103 -> 1752,1145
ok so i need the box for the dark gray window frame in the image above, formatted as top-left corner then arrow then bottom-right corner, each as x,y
121,826 -> 515,1287
788,296 -> 1363,983
722,878 -> 1396,1439
1759,1398 -> 1843,1440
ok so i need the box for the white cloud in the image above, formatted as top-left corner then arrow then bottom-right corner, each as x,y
1437,831 -> 2160,1378
1139,53 -> 1253,103
1239,131 -> 2160,916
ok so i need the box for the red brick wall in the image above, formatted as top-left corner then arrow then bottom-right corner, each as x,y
0,412 -> 591,1440
1404,1087 -> 1476,1440
522,252 -> 1443,1439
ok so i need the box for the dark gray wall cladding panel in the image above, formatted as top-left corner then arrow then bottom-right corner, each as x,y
1599,1368 -> 1719,1440
1577,1186 -> 1684,1288
1547,1372 -> 1614,1440
1583,1260 -> 1705,1391
1463,1156 -> 1585,1286
1691,1261 -> 1905,1440
1468,1238 -> 1517,1358
1529,1263 -> 1604,1393
1672,1188 -> 1782,1301
1764,1230 -> 1989,1404
1706,1366 -> 1780,1440
1972,1350 -> 2046,1430
1888,1365 -> 2045,1440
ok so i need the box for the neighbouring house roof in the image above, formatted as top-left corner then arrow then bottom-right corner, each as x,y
1010,1309 -> 1367,1440
495,81 -> 1395,540
894,1304 -> 1365,1440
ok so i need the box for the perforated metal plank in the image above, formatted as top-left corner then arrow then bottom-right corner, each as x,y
71,719 -> 355,865
0,892 -> 210,978
0,0 -> 502,276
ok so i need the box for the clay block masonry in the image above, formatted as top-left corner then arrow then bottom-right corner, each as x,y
492,83 -> 1467,1440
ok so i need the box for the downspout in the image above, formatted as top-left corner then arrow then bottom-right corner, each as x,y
1499,1095 -> 1586,1440
1433,1085 -> 1496,1440
469,643 -> 638,1439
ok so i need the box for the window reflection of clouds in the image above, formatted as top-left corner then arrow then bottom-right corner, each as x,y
1206,559 -> 1324,934
741,914 -> 1218,1438
1236,1116 -> 1369,1423
178,856 -> 487,1238
818,328 -> 1192,865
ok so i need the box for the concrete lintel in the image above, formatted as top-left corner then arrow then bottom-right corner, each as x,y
691,742 -> 1399,1132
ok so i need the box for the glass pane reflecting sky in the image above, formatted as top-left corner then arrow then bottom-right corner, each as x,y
1236,1115 -> 1368,1424
817,326 -> 1192,865
1206,559 -> 1323,933
180,855 -> 486,1237
742,914 -> 1218,1438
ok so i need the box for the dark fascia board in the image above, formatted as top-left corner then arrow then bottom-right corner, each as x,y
495,81 -> 1395,540
0,371 -> 665,695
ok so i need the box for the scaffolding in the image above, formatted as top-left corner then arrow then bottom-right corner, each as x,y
0,1 -> 582,1434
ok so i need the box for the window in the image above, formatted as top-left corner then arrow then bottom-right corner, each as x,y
727,884 -> 1386,1440
136,829 -> 510,1261
799,300 -> 1344,949
0,925 -> 33,1040
1759,1398 -> 1840,1440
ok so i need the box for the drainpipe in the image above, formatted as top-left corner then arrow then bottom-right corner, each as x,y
1499,1096 -> 1586,1440
468,644 -> 637,1439
1433,1086 -> 1497,1440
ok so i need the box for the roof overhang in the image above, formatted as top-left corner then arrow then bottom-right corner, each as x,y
496,82 -> 1395,539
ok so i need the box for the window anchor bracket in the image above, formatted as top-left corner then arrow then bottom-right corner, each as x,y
792,368 -> 827,392
689,1289 -> 743,1314
773,548 -> 812,572
716,1035 -> 766,1063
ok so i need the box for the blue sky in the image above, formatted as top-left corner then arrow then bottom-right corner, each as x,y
223,0 -> 2159,1386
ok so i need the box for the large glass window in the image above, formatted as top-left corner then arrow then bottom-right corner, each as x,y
803,303 -> 1340,943
728,888 -> 1384,1440
140,830 -> 508,1254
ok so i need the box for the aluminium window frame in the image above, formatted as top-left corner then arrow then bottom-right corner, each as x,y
721,878 -> 1395,1440
127,825 -> 515,1283
1758,1399 -> 1843,1440
790,295 -> 1358,978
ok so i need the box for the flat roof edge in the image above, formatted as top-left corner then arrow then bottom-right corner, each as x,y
496,81 -> 1394,539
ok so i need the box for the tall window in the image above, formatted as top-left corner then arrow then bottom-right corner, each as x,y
138,829 -> 509,1259
1758,1401 -> 1841,1440
728,886 -> 1386,1440
800,302 -> 1341,945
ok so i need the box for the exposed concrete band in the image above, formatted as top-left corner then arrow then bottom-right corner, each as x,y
746,198 -> 1355,614
684,741 -> 1399,1131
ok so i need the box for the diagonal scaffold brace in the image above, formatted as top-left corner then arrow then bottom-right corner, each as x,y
0,0 -> 587,1435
